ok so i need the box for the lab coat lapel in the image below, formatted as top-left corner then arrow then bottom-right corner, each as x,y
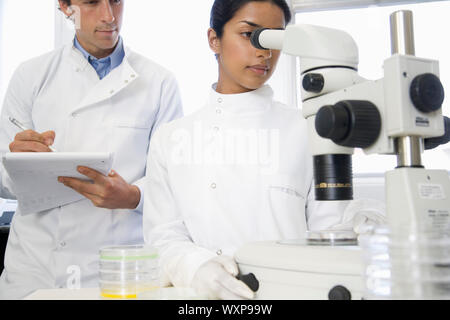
68,51 -> 139,116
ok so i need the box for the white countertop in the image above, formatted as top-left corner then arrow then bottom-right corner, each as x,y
24,287 -> 202,300
25,288 -> 103,300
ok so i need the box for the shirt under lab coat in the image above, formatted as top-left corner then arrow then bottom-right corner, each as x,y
143,85 -> 350,288
0,42 -> 183,299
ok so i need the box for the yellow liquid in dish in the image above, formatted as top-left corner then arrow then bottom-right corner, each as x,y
100,285 -> 160,300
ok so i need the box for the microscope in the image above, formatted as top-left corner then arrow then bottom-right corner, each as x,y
235,10 -> 450,300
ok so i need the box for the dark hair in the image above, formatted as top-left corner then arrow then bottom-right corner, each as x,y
60,0 -> 71,5
210,0 -> 292,38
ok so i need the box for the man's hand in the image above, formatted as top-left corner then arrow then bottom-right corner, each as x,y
9,130 -> 55,152
58,167 -> 141,210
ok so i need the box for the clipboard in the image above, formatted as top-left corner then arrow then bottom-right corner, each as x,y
2,152 -> 114,215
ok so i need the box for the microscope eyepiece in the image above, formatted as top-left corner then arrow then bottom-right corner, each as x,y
250,28 -> 270,50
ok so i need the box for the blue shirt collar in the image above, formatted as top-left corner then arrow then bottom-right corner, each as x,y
73,36 -> 124,71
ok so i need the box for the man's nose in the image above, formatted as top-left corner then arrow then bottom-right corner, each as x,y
100,0 -> 115,24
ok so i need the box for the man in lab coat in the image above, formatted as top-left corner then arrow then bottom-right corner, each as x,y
0,0 -> 183,299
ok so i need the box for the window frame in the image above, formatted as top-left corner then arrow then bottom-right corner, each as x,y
292,0 -> 448,12
0,0 -> 4,96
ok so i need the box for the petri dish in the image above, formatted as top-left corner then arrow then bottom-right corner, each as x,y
306,230 -> 358,246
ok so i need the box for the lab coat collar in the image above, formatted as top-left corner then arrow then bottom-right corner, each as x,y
65,39 -> 134,73
66,44 -> 90,72
209,84 -> 274,116
73,36 -> 124,71
64,43 -> 140,115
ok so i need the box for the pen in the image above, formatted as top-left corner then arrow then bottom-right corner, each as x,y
9,117 -> 57,152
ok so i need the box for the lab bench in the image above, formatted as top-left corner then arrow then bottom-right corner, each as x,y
25,288 -> 102,300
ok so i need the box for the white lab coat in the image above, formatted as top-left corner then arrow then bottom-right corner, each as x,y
143,85 -> 350,288
0,43 -> 183,299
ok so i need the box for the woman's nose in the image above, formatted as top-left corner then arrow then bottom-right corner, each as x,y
257,48 -> 272,59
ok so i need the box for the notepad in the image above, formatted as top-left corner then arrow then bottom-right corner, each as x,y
0,199 -> 17,215
2,152 -> 114,215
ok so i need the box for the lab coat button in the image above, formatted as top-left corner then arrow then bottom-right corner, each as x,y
217,98 -> 223,103
211,183 -> 217,189
60,241 -> 66,248
216,249 -> 222,256
216,109 -> 222,114
213,126 -> 220,132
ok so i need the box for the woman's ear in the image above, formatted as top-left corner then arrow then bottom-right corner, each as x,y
208,28 -> 221,55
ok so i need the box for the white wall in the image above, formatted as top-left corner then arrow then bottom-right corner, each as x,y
0,0 -> 55,109
120,0 -> 217,115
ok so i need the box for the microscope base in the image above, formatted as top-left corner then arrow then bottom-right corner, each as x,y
235,240 -> 364,300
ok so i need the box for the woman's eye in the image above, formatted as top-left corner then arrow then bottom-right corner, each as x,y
241,32 -> 252,39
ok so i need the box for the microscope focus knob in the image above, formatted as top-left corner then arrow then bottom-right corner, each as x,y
410,73 -> 445,113
236,273 -> 260,292
303,73 -> 325,93
425,116 -> 450,150
328,285 -> 352,300
315,100 -> 381,149
315,104 -> 349,141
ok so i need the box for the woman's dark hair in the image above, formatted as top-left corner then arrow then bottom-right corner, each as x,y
60,0 -> 71,5
210,0 -> 292,38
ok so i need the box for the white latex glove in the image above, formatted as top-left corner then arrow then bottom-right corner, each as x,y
191,255 -> 255,300
444,148 -> 450,159
330,198 -> 387,235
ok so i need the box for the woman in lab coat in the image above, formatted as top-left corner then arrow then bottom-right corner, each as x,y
143,0 -> 381,300
0,0 -> 183,299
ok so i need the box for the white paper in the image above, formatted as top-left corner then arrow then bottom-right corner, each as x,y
0,199 -> 17,215
2,153 -> 114,215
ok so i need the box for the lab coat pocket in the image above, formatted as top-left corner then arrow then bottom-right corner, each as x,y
110,119 -> 152,180
268,174 -> 308,238
113,119 -> 152,130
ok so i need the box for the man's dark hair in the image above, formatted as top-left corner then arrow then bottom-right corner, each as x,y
210,0 -> 292,38
60,0 -> 71,5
